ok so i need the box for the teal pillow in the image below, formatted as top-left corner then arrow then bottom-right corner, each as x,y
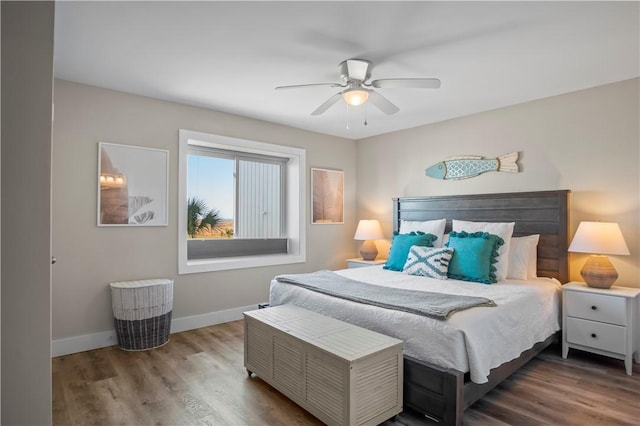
384,231 -> 437,271
446,231 -> 504,284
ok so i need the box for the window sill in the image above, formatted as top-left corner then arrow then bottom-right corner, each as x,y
179,253 -> 306,274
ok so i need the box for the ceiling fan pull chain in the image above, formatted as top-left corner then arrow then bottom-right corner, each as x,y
346,104 -> 350,130
364,104 -> 368,126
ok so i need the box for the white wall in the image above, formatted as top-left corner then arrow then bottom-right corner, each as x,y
52,80 -> 356,347
356,78 -> 639,288
1,2 -> 54,424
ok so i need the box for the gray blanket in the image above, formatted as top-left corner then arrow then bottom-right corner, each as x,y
275,270 -> 496,320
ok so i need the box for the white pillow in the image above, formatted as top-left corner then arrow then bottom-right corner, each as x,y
507,235 -> 540,280
400,219 -> 447,247
452,220 -> 515,281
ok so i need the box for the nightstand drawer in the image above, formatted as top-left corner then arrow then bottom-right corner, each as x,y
566,317 -> 626,354
565,291 -> 626,325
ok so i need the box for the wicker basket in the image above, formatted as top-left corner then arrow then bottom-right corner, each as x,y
110,278 -> 173,351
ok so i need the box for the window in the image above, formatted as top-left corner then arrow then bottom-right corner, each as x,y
179,129 -> 306,273
187,148 -> 287,256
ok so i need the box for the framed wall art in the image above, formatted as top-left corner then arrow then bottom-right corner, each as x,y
98,142 -> 169,226
311,168 -> 344,224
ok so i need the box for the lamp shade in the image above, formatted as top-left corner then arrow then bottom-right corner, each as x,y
354,220 -> 384,241
568,222 -> 630,255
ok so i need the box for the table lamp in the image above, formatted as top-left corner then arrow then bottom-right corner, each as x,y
354,219 -> 384,261
568,221 -> 630,288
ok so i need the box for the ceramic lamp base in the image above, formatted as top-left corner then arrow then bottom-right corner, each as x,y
359,240 -> 378,261
581,255 -> 618,289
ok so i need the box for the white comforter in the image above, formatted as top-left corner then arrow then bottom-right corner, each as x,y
269,265 -> 561,384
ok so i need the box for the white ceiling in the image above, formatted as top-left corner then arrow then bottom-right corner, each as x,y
54,1 -> 639,140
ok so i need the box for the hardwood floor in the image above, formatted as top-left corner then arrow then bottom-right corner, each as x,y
53,320 -> 640,425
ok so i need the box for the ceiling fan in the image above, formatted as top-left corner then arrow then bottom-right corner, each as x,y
275,58 -> 441,116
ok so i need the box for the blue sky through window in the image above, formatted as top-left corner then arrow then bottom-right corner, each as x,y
187,155 -> 234,219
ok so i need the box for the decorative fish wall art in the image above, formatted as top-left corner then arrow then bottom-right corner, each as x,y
425,152 -> 519,180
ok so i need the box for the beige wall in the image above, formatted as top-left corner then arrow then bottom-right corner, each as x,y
356,78 -> 639,288
52,80 -> 356,340
53,77 -> 639,345
1,2 -> 54,424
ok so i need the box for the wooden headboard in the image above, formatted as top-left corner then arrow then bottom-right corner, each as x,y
392,190 -> 570,283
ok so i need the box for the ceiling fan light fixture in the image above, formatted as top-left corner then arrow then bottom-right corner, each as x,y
342,88 -> 369,106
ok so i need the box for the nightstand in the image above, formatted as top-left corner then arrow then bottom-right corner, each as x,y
346,258 -> 386,269
562,281 -> 640,375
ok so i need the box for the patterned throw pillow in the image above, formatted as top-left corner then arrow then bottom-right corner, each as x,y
403,246 -> 455,279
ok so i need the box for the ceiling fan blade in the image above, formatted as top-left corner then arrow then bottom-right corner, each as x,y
275,82 -> 344,90
370,78 -> 441,89
367,91 -> 400,115
345,59 -> 371,81
311,93 -> 343,116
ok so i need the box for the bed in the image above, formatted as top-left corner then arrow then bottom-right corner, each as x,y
270,190 -> 570,425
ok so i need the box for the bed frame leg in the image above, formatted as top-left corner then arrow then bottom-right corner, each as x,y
442,370 -> 464,426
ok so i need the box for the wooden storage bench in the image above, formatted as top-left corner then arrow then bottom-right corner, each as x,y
244,305 -> 403,426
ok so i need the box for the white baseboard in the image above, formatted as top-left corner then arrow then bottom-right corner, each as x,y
51,304 -> 258,357
171,304 -> 255,333
51,329 -> 119,357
